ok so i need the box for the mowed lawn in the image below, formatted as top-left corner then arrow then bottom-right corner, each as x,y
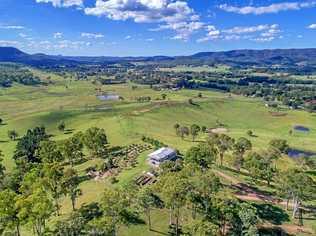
0,76 -> 316,235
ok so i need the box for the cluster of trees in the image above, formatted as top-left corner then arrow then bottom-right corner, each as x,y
0,65 -> 41,87
136,96 -> 151,103
0,126 -> 109,235
184,134 -> 251,170
48,163 -> 261,236
174,123 -> 207,141
231,82 -> 316,111
141,136 -> 166,149
185,134 -> 316,225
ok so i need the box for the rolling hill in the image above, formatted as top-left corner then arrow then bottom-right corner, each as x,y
1,46 -> 316,67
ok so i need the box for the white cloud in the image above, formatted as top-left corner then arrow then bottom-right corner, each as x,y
85,0 -> 200,40
125,35 -> 132,40
19,33 -> 27,38
223,24 -> 277,34
85,0 -> 196,23
146,38 -> 154,42
57,40 -> 88,48
0,25 -> 24,29
0,40 -> 21,46
197,25 -> 220,42
308,24 -> 316,29
36,0 -> 83,8
153,21 -> 204,41
198,24 -> 281,43
219,1 -> 316,15
81,32 -> 104,39
53,32 -> 63,39
251,37 -> 275,42
24,39 -> 92,50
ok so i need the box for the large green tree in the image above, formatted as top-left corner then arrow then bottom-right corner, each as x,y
42,162 -> 64,216
245,151 -> 276,185
62,133 -> 84,166
7,130 -> 18,141
37,140 -> 64,163
16,182 -> 54,236
278,169 -> 316,225
233,137 -> 252,171
99,187 -> 137,235
179,126 -> 189,140
190,124 -> 201,142
0,189 -> 21,236
269,139 -> 289,154
238,203 -> 259,236
188,170 -> 221,214
62,168 -> 82,211
185,143 -> 216,169
137,186 -> 162,230
208,133 -> 235,166
157,172 -> 189,236
83,127 -> 108,158
13,126 -> 48,169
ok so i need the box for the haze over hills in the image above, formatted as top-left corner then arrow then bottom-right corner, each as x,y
1,47 -> 316,67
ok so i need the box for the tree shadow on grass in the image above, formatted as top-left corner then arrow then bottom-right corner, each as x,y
78,175 -> 91,184
74,157 -> 89,165
122,211 -> 145,225
149,229 -> 168,235
259,227 -> 292,236
240,183 -> 277,196
220,165 -> 252,178
252,203 -> 290,225
64,128 -> 75,135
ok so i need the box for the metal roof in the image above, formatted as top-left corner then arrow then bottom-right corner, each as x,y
148,147 -> 176,161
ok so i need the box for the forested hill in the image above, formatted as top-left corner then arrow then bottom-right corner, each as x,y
1,46 -> 316,67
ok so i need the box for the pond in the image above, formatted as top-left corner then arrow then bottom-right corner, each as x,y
287,148 -> 316,158
293,125 -> 310,132
97,94 -> 120,101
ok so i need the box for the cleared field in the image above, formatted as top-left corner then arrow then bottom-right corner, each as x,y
1,75 -> 316,168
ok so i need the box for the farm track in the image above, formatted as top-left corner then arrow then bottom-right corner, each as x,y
213,169 -> 315,235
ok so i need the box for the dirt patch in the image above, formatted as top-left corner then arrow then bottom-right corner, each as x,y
210,128 -> 228,134
214,169 -> 315,235
269,111 -> 288,117
261,223 -> 314,235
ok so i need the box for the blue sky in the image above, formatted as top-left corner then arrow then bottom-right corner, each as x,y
0,0 -> 316,56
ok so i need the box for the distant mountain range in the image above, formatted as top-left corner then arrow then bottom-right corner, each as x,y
1,46 -> 316,67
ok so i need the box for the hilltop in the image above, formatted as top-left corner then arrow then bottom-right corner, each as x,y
1,46 -> 316,67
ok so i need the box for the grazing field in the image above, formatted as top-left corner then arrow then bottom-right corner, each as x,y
0,72 -> 315,235
1,76 -> 315,169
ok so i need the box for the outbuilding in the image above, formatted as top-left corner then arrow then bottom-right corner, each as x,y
148,147 -> 177,166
